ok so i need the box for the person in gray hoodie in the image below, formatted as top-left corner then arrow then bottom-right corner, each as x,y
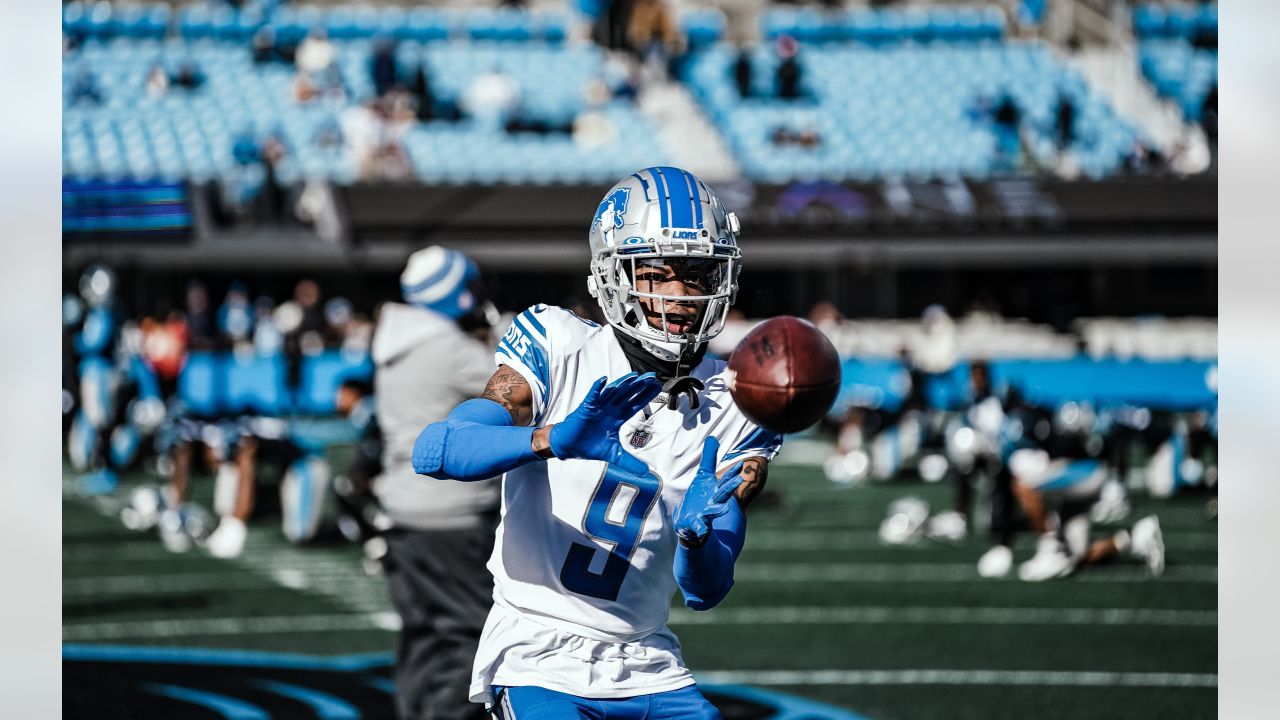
372,246 -> 501,720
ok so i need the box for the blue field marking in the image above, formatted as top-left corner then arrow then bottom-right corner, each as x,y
362,676 -> 397,695
67,646 -> 875,719
63,644 -> 393,671
249,679 -> 361,719
700,683 -> 873,720
140,683 -> 270,720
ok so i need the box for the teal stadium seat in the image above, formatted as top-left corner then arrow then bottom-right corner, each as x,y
178,351 -> 222,417
224,352 -> 289,415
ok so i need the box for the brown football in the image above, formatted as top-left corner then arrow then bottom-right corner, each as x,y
727,316 -> 842,434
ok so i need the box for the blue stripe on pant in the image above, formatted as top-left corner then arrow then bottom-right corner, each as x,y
491,684 -> 720,720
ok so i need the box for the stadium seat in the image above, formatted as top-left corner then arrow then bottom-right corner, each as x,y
296,351 -> 375,415
178,351 -> 222,417
225,352 -> 289,415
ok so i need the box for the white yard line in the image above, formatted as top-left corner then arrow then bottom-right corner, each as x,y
63,573 -> 277,596
62,612 -> 402,642
63,476 -> 394,616
745,529 -> 1218,552
669,606 -> 1215,627
695,669 -> 1217,688
64,603 -> 1215,642
732,562 -> 1217,583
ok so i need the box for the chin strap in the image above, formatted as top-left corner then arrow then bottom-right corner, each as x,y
663,342 -> 706,411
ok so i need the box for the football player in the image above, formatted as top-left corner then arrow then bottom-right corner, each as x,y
1004,395 -> 1164,582
412,167 -> 781,719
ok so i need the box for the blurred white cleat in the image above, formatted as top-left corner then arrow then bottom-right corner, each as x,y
1018,534 -> 1076,582
925,510 -> 968,544
977,545 -> 1013,578
1131,515 -> 1165,577
878,497 -> 929,546
158,509 -> 191,554
206,516 -> 248,559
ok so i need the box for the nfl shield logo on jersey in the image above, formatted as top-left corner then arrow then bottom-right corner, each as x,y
629,427 -> 652,449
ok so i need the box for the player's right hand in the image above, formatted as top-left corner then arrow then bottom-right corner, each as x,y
548,372 -> 661,475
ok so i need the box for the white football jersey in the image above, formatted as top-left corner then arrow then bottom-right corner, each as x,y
473,304 -> 782,698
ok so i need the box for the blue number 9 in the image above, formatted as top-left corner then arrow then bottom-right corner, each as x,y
559,464 -> 662,602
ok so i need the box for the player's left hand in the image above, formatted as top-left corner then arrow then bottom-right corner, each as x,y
674,437 -> 744,547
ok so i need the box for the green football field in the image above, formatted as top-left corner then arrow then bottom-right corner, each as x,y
63,460 -> 1217,720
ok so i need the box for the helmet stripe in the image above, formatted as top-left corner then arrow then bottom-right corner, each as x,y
630,172 -> 652,202
655,167 -> 694,229
680,168 -> 703,229
648,167 -> 671,229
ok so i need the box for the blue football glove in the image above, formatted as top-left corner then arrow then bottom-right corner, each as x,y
548,372 -> 662,475
674,437 -> 745,547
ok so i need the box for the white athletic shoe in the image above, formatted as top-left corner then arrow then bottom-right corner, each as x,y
158,509 -> 191,554
206,517 -> 248,559
925,510 -> 968,544
878,497 -> 930,546
1131,515 -> 1165,577
1018,534 -> 1077,582
977,545 -> 1014,578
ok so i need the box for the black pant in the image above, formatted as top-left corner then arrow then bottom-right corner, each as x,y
384,523 -> 496,720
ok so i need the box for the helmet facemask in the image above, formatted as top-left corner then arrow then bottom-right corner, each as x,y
591,240 -> 740,359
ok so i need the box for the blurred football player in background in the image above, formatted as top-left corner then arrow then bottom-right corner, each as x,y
66,264 -> 167,496
331,378 -> 391,568
412,167 -> 781,719
1004,392 -> 1165,581
371,246 -> 502,720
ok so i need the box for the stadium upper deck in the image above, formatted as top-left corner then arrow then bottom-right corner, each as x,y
61,1 -> 1216,187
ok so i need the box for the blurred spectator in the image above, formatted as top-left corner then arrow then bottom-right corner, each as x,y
596,0 -> 635,52
770,126 -> 822,149
911,304 -> 959,375
232,128 -> 260,166
734,48 -> 753,98
1120,140 -> 1168,175
171,61 -> 205,91
295,28 -> 342,102
70,69 -> 102,105
145,63 -> 169,99
572,110 -> 619,149
371,39 -> 399,98
141,310 -> 189,396
217,282 -> 255,346
252,296 -> 283,355
461,65 -> 520,124
1054,92 -> 1076,151
626,0 -> 680,78
1201,84 -> 1217,163
410,65 -> 436,122
992,92 -> 1023,170
601,54 -> 640,103
252,26 -> 280,65
775,35 -> 802,100
257,132 -> 289,224
184,281 -> 217,351
296,28 -> 337,77
324,297 -> 355,343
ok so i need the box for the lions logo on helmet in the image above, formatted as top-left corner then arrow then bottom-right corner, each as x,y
586,166 -> 743,359
592,186 -> 631,239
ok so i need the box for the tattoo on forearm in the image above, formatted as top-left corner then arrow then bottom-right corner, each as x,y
481,366 -> 532,426
734,457 -> 769,507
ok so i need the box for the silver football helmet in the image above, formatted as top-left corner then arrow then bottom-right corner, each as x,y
587,166 -> 742,360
